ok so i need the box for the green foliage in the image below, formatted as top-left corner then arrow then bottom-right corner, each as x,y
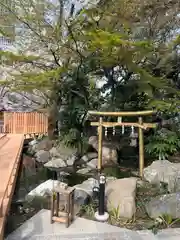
58,130 -> 89,154
149,214 -> 180,234
82,201 -> 122,224
59,128 -> 80,146
159,214 -> 180,228
103,167 -> 131,178
108,204 -> 121,223
1,0 -> 180,149
81,203 -> 96,218
74,1 -> 180,112
145,129 -> 180,159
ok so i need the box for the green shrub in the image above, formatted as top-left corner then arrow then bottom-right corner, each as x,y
145,128 -> 180,160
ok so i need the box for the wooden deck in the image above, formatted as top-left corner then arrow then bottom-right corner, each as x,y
0,134 -> 24,240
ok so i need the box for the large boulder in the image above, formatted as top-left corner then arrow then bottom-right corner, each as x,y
66,154 -> 78,166
49,147 -> 62,158
28,138 -> 54,155
75,152 -> 98,170
74,177 -> 116,197
86,158 -> 98,169
43,143 -> 79,171
26,180 -> 90,214
74,178 -> 99,196
88,136 -> 118,165
44,157 -> 67,168
28,139 -> 38,154
29,139 -> 38,147
146,193 -> 180,219
49,144 -> 77,159
106,178 -> 137,219
76,167 -> 92,175
35,138 -> 54,151
35,150 -> 50,163
143,160 -> 180,192
26,180 -> 60,199
44,153 -> 78,170
80,152 -> 98,163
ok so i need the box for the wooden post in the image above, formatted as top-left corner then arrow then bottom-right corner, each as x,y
35,112 -> 38,133
138,117 -> 144,178
3,112 -> 6,133
51,194 -> 55,224
55,192 -> 59,216
13,112 -> 16,134
98,117 -> 103,173
24,113 -> 28,134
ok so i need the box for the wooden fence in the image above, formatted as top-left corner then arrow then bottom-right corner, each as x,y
2,112 -> 48,135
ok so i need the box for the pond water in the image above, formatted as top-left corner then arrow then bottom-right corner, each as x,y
4,141 -> 98,237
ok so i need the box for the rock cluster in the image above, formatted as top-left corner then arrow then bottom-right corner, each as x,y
146,193 -> 180,219
28,136 -> 119,175
26,177 -> 137,219
24,138 -> 180,221
26,137 -> 137,219
144,160 -> 180,193
143,160 -> 180,219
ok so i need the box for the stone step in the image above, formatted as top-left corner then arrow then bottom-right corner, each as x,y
6,210 -> 180,240
137,230 -> 158,240
10,232 -> 147,240
156,228 -> 180,239
23,231 -> 180,240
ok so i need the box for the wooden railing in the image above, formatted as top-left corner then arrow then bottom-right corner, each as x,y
0,135 -> 24,239
0,126 -> 3,133
3,112 -> 48,135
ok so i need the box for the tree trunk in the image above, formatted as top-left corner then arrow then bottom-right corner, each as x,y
47,86 -> 61,140
47,101 -> 59,140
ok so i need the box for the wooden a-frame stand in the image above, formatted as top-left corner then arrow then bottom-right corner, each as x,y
88,110 -> 157,178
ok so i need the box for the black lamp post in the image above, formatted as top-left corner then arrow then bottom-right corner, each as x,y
94,174 -> 109,221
